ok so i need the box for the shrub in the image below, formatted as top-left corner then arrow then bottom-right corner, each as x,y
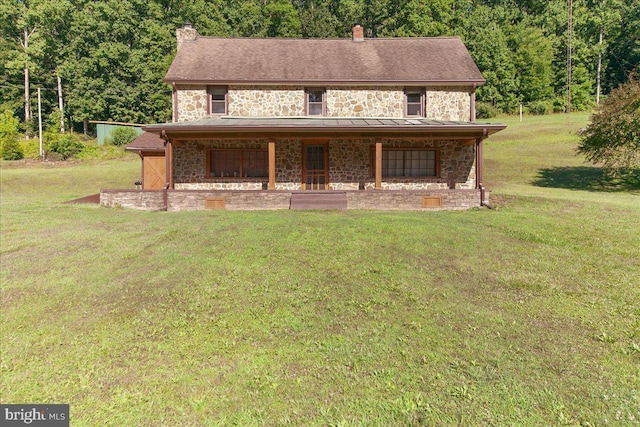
527,100 -> 553,115
19,138 -> 42,159
0,110 -> 23,160
111,127 -> 139,146
49,135 -> 85,160
578,72 -> 640,172
1,137 -> 24,160
475,102 -> 499,119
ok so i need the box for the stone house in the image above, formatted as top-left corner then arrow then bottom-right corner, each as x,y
102,24 -> 505,211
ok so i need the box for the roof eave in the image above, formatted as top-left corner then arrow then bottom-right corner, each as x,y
163,78 -> 486,87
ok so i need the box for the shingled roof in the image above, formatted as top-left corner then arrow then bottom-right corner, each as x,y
165,29 -> 485,85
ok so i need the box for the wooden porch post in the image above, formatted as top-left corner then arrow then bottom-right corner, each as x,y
268,140 -> 276,190
375,140 -> 382,190
476,136 -> 485,204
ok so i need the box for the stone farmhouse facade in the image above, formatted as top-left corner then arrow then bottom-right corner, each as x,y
103,24 -> 505,211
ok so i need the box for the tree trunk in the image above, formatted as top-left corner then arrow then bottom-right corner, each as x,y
83,119 -> 88,135
24,27 -> 31,137
596,29 -> 603,105
57,71 -> 65,133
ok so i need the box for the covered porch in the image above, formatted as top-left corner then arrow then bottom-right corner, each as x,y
102,117 -> 505,211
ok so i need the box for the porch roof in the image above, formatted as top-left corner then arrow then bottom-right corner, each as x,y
144,117 -> 505,140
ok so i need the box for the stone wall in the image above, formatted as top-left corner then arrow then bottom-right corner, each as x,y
325,87 -> 404,117
100,190 -> 165,211
176,85 -> 208,122
175,85 -> 473,120
227,86 -> 305,116
425,86 -> 471,121
101,189 -> 482,211
172,138 -> 475,190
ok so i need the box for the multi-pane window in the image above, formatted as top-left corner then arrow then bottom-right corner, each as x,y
405,90 -> 424,117
380,149 -> 437,177
208,86 -> 227,114
306,88 -> 325,116
208,149 -> 268,177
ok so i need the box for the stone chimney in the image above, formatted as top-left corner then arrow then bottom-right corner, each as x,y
352,24 -> 364,42
176,23 -> 198,50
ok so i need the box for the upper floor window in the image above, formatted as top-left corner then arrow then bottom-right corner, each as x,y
306,88 -> 325,116
208,86 -> 227,115
405,89 -> 424,117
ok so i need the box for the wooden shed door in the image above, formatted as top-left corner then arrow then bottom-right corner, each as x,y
143,156 -> 166,190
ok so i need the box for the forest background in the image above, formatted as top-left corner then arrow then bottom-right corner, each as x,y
1,0 -> 639,134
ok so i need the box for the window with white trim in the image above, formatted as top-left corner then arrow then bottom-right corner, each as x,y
306,88 -> 325,116
405,89 -> 424,117
208,86 -> 227,115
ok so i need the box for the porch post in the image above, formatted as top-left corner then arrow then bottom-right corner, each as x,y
476,135 -> 485,204
268,140 -> 276,190
375,140 -> 382,190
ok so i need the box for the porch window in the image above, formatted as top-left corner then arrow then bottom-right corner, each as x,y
405,89 -> 424,117
374,149 -> 438,177
208,86 -> 228,115
306,88 -> 325,116
207,149 -> 268,177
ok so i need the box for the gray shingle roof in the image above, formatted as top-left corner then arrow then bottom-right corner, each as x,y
165,36 -> 485,85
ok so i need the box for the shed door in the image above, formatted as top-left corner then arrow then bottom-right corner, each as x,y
143,156 -> 166,190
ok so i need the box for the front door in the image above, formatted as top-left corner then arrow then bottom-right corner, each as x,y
302,142 -> 328,190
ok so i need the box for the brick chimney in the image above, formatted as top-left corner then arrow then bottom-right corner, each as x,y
176,23 -> 198,50
352,24 -> 364,42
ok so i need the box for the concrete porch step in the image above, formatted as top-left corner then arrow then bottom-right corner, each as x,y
289,192 -> 348,210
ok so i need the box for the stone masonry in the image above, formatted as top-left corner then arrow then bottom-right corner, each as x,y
100,189 -> 482,211
171,138 -> 475,191
175,85 -> 472,121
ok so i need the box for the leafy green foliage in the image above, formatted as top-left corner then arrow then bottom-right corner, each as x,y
1,0 -> 639,124
49,135 -> 85,160
578,73 -> 640,172
527,100 -> 553,115
475,101 -> 499,119
1,137 -> 24,160
111,126 -> 139,146
0,110 -> 23,160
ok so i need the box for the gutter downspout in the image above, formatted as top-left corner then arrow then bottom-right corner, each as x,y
162,130 -> 171,211
171,82 -> 178,123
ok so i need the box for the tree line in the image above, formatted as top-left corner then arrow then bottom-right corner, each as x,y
1,0 -> 638,134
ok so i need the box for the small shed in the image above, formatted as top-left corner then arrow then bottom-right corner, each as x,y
91,121 -> 144,145
125,132 -> 166,190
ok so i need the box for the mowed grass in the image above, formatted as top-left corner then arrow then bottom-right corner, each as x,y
1,117 -> 639,426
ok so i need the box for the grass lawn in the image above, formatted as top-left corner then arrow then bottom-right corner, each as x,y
1,115 -> 639,426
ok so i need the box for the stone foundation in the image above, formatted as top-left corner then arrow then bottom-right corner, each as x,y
101,189 -> 482,211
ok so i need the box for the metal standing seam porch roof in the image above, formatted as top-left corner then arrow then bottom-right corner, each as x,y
143,117 -> 506,138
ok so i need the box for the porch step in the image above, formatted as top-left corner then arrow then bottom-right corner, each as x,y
290,192 -> 348,210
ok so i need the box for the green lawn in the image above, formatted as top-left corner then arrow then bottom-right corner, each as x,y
1,116 -> 639,426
